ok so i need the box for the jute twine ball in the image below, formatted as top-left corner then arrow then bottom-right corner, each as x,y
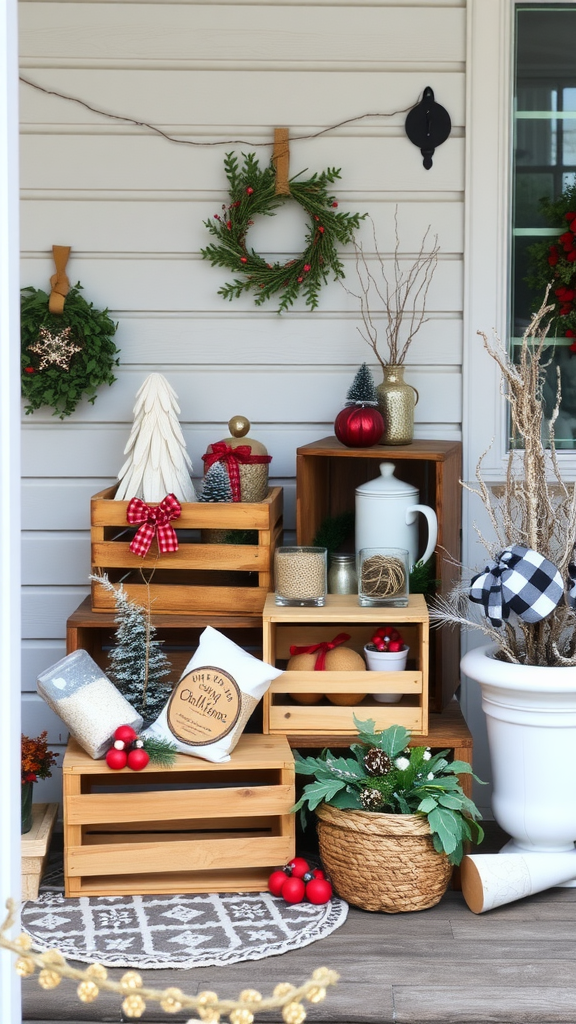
361,554 -> 406,599
287,646 -> 366,706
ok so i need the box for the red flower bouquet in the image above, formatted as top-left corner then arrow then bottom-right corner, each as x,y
21,731 -> 58,785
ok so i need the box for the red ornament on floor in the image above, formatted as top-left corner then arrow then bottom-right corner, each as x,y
281,876 -> 306,904
305,877 -> 333,904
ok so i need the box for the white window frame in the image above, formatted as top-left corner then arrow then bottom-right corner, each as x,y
464,0 -> 576,483
0,0 -> 22,1019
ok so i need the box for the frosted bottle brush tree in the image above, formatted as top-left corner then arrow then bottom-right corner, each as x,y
431,290 -> 576,666
91,574 -> 172,719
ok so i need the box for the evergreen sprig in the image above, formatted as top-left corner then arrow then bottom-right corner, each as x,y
202,152 -> 366,312
293,717 -> 485,865
21,284 -> 119,418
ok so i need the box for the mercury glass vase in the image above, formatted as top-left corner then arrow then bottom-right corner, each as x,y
21,781 -> 34,834
376,364 -> 419,445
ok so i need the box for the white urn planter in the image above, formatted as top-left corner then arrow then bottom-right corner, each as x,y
461,643 -> 576,873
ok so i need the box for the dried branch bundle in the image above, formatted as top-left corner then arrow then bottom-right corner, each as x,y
344,210 -> 439,370
431,289 -> 576,666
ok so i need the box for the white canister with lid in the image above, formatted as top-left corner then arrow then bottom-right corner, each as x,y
355,462 -> 438,570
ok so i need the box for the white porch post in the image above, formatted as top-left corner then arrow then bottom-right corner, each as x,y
0,0 -> 22,1019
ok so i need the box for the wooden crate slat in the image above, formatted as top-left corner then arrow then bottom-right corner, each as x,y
91,581 -> 269,614
66,835 -> 292,876
64,734 -> 294,771
270,670 -> 422,693
71,867 -> 274,896
268,703 -> 424,734
67,785 -> 294,825
92,540 -> 269,571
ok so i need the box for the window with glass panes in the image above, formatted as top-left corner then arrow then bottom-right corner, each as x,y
512,5 -> 576,447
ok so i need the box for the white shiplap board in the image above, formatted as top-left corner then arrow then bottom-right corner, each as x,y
19,0 -> 467,807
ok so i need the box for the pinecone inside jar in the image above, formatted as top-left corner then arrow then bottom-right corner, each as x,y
363,747 -> 392,776
360,787 -> 386,811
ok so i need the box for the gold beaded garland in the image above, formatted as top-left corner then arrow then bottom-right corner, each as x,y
121,969 -> 143,991
77,980 -> 99,1003
15,956 -> 35,977
15,932 -> 32,950
229,1008 -> 254,1024
86,962 -> 108,981
312,967 -> 333,983
161,987 -> 184,1014
122,993 -> 147,1018
38,968 -> 61,990
306,986 -> 327,1004
198,990 -> 220,1023
240,989 -> 262,1004
273,983 -> 296,999
282,1002 -> 307,1024
42,948 -> 66,966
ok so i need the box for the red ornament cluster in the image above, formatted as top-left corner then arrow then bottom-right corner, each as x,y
105,725 -> 150,771
268,857 -> 333,905
368,626 -> 405,653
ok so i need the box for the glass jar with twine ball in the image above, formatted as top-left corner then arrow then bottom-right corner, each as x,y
358,547 -> 409,607
342,210 -> 439,444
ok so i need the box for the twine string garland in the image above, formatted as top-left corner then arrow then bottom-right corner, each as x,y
361,554 -> 406,598
0,899 -> 338,1022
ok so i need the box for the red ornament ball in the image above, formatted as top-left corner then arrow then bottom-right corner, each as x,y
127,747 -> 150,771
268,870 -> 289,897
334,405 -> 384,448
305,877 -> 333,904
281,876 -> 306,904
287,857 -> 310,879
311,868 -> 325,879
105,747 -> 128,770
114,725 -> 138,745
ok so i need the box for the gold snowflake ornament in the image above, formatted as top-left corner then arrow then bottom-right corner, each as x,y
28,326 -> 82,370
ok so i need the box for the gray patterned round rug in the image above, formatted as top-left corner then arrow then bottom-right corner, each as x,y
22,886 -> 348,969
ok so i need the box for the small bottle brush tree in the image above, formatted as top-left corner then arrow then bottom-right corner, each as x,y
345,362 -> 379,404
91,574 -> 172,719
199,461 -> 233,502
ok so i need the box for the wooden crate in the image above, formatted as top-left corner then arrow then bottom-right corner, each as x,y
262,593 -> 429,737
90,485 -> 283,615
67,597 -> 264,687
21,803 -> 58,900
62,733 -> 295,897
295,437 -> 462,712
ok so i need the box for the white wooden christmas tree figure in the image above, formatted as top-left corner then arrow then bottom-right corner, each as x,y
115,373 -> 196,503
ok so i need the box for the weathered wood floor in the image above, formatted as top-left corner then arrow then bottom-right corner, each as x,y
22,825 -> 576,1024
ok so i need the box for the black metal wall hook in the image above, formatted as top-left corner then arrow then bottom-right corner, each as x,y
405,87 -> 451,169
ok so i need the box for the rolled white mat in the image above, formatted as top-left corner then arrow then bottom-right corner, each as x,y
461,851 -> 576,913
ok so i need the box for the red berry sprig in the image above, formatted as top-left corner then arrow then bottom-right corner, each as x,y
368,626 -> 405,653
267,858 -> 333,905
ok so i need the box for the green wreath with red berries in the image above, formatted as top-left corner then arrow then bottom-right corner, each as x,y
528,182 -> 576,351
201,152 -> 365,313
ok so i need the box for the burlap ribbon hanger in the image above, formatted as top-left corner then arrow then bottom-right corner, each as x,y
48,245 -> 71,314
272,127 -> 290,195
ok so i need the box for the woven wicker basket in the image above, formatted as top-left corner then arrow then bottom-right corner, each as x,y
316,803 -> 452,913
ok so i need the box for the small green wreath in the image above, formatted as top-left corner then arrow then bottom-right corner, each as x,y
201,152 -> 365,313
21,284 -> 119,418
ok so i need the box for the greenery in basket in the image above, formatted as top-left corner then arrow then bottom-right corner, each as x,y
293,717 -> 485,866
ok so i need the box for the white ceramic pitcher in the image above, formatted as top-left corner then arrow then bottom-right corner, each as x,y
355,462 -> 438,570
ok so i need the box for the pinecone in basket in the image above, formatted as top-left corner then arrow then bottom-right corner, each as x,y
363,747 -> 392,776
359,786 -> 386,811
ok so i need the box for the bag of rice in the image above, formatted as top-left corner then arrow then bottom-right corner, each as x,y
37,649 -> 143,759
144,626 -> 283,763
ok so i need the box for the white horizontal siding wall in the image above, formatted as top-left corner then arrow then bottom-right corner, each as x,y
19,0 -> 466,805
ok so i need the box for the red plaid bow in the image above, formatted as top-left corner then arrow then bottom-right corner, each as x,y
289,633 -> 351,671
202,443 -> 272,502
126,494 -> 182,557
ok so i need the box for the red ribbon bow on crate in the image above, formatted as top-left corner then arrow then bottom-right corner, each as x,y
126,494 -> 182,557
202,443 -> 272,502
289,633 -> 351,671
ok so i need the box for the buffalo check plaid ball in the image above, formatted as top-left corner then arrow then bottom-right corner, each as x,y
470,544 -> 564,627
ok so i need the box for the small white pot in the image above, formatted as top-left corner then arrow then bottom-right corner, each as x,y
364,644 -> 409,703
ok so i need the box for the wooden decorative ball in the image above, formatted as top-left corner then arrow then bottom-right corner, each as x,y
324,647 -> 367,705
286,652 -> 322,704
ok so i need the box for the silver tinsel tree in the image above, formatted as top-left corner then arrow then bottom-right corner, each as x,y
90,574 -> 172,720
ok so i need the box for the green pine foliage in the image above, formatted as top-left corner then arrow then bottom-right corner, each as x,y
293,717 -> 485,865
201,152 -> 366,313
312,511 -> 355,554
91,574 -> 172,721
141,736 -> 178,767
346,362 -> 378,405
199,462 -> 233,502
21,284 -> 119,418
